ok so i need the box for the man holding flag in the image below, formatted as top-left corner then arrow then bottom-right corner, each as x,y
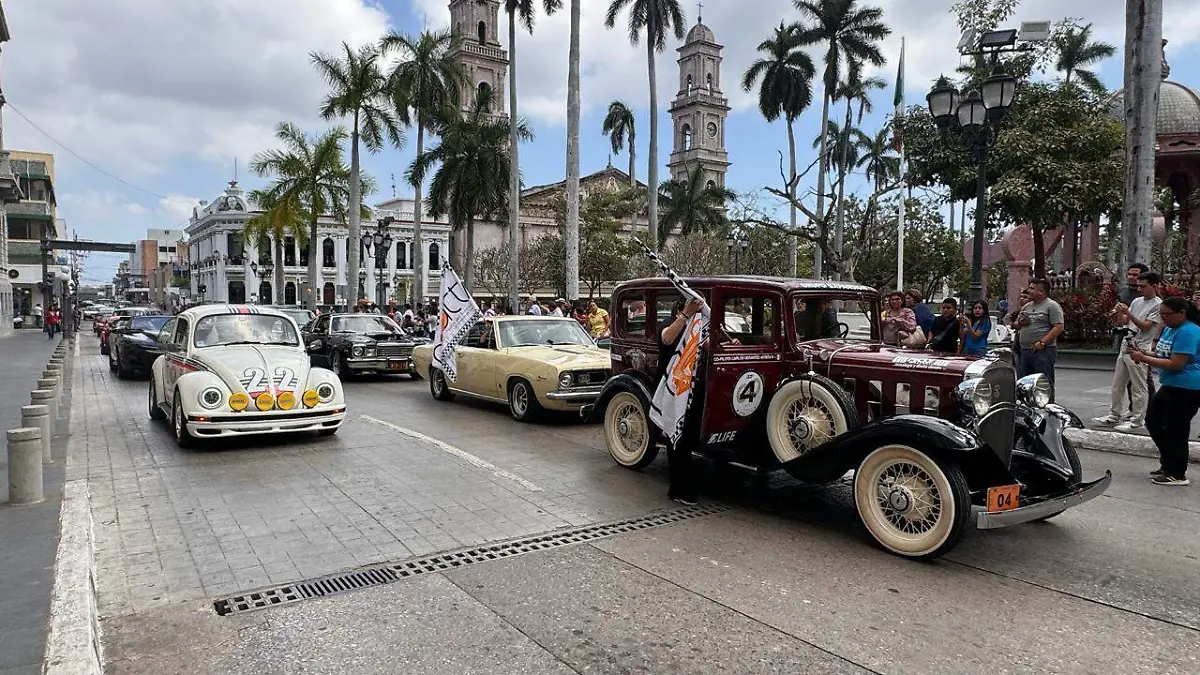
430,262 -> 482,383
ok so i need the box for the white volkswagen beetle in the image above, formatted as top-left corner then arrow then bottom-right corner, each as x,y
148,305 -> 346,447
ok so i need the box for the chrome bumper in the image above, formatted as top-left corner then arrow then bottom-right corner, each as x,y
345,357 -> 413,371
975,471 -> 1112,529
545,386 -> 603,402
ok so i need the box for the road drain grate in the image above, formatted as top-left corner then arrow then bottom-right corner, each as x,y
213,503 -> 727,616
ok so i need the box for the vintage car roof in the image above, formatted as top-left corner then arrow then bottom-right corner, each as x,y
612,276 -> 878,296
487,315 -> 581,322
176,304 -> 292,321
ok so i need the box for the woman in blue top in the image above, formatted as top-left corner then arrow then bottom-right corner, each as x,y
905,289 -> 936,335
961,301 -> 991,357
1129,296 -> 1199,486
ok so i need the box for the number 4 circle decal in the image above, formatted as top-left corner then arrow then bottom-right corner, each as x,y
731,370 -> 765,417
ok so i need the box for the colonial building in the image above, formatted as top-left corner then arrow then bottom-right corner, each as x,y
667,16 -> 730,188
449,0 -> 508,117
5,150 -> 59,320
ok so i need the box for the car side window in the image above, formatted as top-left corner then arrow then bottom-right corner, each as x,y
315,315 -> 330,333
158,319 -> 176,346
172,318 -> 190,350
720,295 -> 778,347
618,293 -> 647,337
793,296 -> 841,341
463,322 -> 490,347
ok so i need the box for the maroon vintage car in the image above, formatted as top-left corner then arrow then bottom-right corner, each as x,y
586,276 -> 1111,560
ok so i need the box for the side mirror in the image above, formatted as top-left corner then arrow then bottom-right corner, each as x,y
307,340 -> 323,351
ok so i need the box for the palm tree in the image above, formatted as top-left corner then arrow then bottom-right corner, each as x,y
1054,22 -> 1116,95
794,0 -> 891,278
409,89 -> 532,291
502,0 -> 561,310
604,0 -> 686,253
856,126 -> 899,193
564,0 -> 583,301
658,165 -> 737,245
244,190 -> 308,305
831,65 -> 884,276
310,43 -> 405,310
381,29 -> 466,306
742,21 -> 816,274
249,123 -> 354,311
602,100 -> 638,238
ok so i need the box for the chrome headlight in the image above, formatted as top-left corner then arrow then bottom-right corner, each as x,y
558,372 -> 574,389
954,377 -> 993,417
352,345 -> 364,357
316,383 -> 335,402
1017,374 -> 1052,408
362,344 -> 377,357
198,387 -> 223,410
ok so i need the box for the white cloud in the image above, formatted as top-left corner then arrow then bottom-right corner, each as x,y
158,195 -> 206,222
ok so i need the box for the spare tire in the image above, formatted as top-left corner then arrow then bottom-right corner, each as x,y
766,374 -> 861,464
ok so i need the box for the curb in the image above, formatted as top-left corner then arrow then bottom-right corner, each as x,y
1065,427 -> 1200,464
42,479 -> 102,675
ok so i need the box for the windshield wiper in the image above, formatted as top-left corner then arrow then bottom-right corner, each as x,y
211,340 -> 296,347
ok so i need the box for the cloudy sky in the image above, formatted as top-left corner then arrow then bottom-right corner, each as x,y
4,0 -> 1199,284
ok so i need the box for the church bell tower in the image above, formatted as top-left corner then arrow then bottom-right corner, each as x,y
667,13 -> 731,188
448,0 -> 509,117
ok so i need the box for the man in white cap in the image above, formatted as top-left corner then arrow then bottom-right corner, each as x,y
527,296 -> 542,315
551,299 -> 567,317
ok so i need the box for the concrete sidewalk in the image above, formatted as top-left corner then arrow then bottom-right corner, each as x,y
0,331 -> 70,675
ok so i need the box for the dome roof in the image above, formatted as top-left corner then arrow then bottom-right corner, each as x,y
1109,80 -> 1200,136
685,20 -> 715,44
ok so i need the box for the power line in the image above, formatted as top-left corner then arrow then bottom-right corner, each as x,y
6,101 -> 169,202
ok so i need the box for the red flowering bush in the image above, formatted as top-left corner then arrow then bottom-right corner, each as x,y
1052,286 -> 1113,345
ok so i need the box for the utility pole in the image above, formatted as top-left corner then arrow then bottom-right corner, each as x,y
1121,0 -> 1163,270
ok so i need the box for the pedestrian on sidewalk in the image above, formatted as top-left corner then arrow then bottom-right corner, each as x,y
44,306 -> 60,339
1015,279 -> 1064,399
1094,271 -> 1162,432
1129,296 -> 1198,486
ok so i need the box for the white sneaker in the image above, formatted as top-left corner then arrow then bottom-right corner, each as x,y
1114,421 -> 1144,432
1092,415 -> 1120,425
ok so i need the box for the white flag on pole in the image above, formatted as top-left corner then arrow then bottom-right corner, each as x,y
431,264 -> 481,382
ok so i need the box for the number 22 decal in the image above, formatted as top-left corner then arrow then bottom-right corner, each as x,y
239,367 -> 296,391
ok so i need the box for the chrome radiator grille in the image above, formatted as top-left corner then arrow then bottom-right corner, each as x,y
377,343 -> 413,359
978,360 -> 1017,465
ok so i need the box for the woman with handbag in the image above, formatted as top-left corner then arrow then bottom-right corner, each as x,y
881,292 -> 919,347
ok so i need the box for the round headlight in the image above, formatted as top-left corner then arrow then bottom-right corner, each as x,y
277,391 -> 297,410
363,345 -> 377,357
972,381 -> 994,417
198,387 -> 223,410
558,372 -> 573,389
316,383 -> 335,402
1017,374 -> 1052,407
303,389 -> 321,408
255,392 -> 275,411
229,392 -> 250,411
352,345 -> 364,357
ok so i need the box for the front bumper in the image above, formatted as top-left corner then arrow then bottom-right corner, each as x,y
975,471 -> 1112,529
186,408 -> 346,437
545,386 -> 603,402
345,357 -> 414,372
122,348 -> 162,372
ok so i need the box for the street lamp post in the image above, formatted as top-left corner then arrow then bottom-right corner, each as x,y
361,216 -> 395,307
726,230 -> 749,275
926,62 -> 1017,303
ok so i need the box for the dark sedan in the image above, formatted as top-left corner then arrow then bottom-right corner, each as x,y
302,313 -> 427,379
109,315 -> 172,378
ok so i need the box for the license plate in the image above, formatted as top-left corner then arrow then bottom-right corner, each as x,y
388,361 -> 407,371
986,484 -> 1020,512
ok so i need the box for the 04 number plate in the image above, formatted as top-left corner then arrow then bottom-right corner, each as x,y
986,484 -> 1020,513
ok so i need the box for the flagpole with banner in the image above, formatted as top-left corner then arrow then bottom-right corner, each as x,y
893,36 -> 907,291
632,238 -> 710,446
430,261 -> 482,382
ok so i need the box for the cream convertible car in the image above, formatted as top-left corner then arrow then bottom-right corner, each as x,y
412,315 -> 610,422
148,305 -> 347,447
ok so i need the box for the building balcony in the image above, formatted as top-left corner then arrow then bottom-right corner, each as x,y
7,200 -> 53,219
461,41 -> 507,62
0,151 -> 23,204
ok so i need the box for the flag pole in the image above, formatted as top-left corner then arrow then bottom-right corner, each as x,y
894,36 -> 906,292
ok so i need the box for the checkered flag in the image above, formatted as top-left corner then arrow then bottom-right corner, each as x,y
632,238 -> 705,307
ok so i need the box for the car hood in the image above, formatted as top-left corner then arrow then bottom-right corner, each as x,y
802,338 -> 986,378
191,345 -> 313,394
337,332 -> 421,344
504,344 -> 610,369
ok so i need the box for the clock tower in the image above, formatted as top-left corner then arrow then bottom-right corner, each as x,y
449,0 -> 508,117
667,14 -> 730,188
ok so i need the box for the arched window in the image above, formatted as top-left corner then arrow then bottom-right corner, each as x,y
477,21 -> 486,43
682,124 -> 693,151
298,240 -> 309,266
476,82 -> 492,111
285,282 -> 297,305
396,242 -> 407,269
706,180 -> 716,190
429,243 -> 441,270
322,237 -> 335,267
686,74 -> 693,90
706,73 -> 713,89
258,235 -> 271,264
284,237 -> 296,266
258,281 -> 273,304
322,282 -> 335,306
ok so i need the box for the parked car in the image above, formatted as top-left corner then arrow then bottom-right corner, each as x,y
148,305 -> 346,447
99,315 -> 131,355
97,306 -> 152,338
109,315 -> 172,378
263,306 -> 316,331
83,304 -> 112,321
585,276 -> 1111,560
411,315 -> 611,422
301,313 -> 427,379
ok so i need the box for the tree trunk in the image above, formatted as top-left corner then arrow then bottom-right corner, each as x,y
412,121 -> 426,307
1121,0 -> 1162,272
1032,224 -> 1047,279
786,117 -> 798,275
834,100 -> 852,280
813,92 -> 832,278
646,39 -> 660,252
465,215 -> 476,293
348,120 -> 363,310
307,214 -> 319,310
507,12 -> 521,313
628,127 -> 638,239
274,235 -> 285,304
564,0 -> 581,300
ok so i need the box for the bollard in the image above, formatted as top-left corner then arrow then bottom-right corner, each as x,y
39,377 -> 60,409
30,390 -> 56,438
7,428 -> 44,504
21,405 -> 52,465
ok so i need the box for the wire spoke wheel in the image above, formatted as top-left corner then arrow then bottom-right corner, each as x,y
767,376 -> 857,465
604,391 -> 658,469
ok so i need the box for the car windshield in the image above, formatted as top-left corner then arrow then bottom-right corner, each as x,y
277,309 -> 313,327
791,293 -> 879,343
498,319 -> 594,347
331,315 -> 403,335
129,316 -> 170,333
192,314 -> 300,348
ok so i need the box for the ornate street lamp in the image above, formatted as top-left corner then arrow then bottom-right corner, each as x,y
726,229 -> 749,274
362,216 -> 396,306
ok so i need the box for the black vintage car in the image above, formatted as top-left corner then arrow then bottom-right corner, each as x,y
109,314 -> 172,378
302,313 -> 427,379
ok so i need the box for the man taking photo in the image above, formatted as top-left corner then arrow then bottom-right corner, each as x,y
1095,272 -> 1161,432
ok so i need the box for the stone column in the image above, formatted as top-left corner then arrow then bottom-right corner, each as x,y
22,404 -> 51,464
31,389 -> 56,434
335,237 -> 347,286
7,427 -> 44,504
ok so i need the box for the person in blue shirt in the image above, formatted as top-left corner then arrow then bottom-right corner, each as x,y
961,300 -> 992,357
905,289 -> 935,335
1129,296 -> 1199,486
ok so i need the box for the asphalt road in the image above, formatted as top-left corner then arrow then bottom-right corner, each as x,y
1056,366 -> 1200,437
64,342 -> 1199,675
